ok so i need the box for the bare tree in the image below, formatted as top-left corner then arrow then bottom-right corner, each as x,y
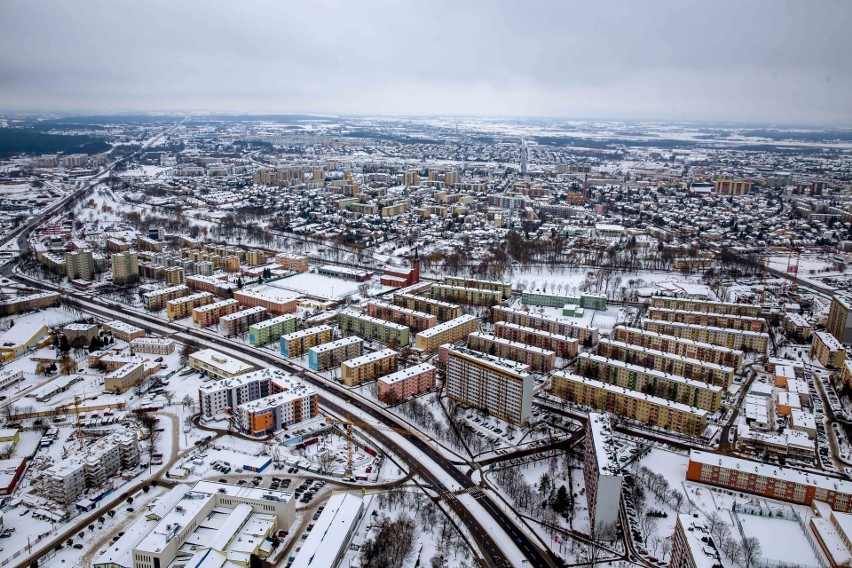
163,390 -> 176,406
740,536 -> 762,568
641,512 -> 658,547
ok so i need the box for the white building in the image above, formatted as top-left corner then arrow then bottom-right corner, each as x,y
583,413 -> 623,537
291,493 -> 364,568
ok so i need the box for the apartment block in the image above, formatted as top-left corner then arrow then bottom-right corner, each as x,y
597,338 -> 735,387
493,306 -> 599,345
641,319 -> 769,353
66,249 -> 94,280
280,325 -> 333,358
444,276 -> 512,300
186,274 -> 233,297
111,251 -> 139,285
166,291 -> 214,320
811,330 -> 847,368
189,349 -> 255,380
308,336 -> 363,371
828,294 -> 852,344
613,326 -> 744,369
341,348 -> 398,386
234,385 -> 319,437
164,266 -> 185,286
444,345 -> 533,426
367,301 -> 437,333
103,320 -> 145,342
338,310 -> 410,347
192,298 -> 240,328
142,285 -> 190,311
234,286 -> 298,315
0,292 -> 60,317
274,253 -> 309,273
551,372 -> 708,436
414,314 -> 479,353
686,449 -> 852,512
129,337 -> 175,355
649,296 -> 762,317
577,352 -> 723,412
377,363 -> 437,403
104,361 -> 146,393
584,413 -> 623,536
647,307 -> 766,333
392,292 -> 462,322
198,368 -> 274,417
220,306 -> 267,337
43,433 -> 139,506
467,332 -> 556,373
249,314 -> 299,346
521,291 -> 607,311
714,177 -> 751,195
431,284 -> 503,307
494,322 -> 579,359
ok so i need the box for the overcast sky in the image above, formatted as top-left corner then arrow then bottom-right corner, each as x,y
1,0 -> 849,125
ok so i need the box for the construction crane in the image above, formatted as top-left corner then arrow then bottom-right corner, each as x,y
785,247 -> 802,296
324,416 -> 431,477
74,396 -> 84,450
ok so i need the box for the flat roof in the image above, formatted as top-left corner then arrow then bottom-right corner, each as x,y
220,306 -> 267,321
290,493 -> 363,568
445,345 -> 531,377
649,306 -> 765,324
598,337 -> 733,373
676,514 -> 722,568
553,372 -> 709,416
340,310 -> 408,331
690,449 -> 852,494
281,325 -> 332,341
378,363 -> 435,385
341,348 -> 397,368
588,413 -> 620,476
495,321 -> 579,343
579,353 -> 722,392
250,314 -> 299,329
415,314 -> 478,338
614,325 -> 743,356
310,336 -> 362,353
190,349 -> 254,375
469,331 -> 555,356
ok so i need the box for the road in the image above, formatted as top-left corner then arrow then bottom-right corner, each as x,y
11,273 -> 556,568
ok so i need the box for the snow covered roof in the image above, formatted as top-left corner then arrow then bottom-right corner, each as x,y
290,493 -> 364,568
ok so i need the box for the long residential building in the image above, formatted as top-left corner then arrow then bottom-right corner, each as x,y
576,352 -> 723,412
584,413 -> 623,536
551,372 -> 708,436
233,376 -> 319,437
166,291 -> 214,320
521,291 -> 607,311
340,348 -> 398,386
443,345 -> 533,426
199,368 -> 273,417
686,449 -> 852,512
280,325 -> 333,358
597,337 -> 735,387
249,314 -> 299,346
274,253 -> 309,273
192,298 -> 239,328
377,363 -> 437,403
650,296 -> 762,317
444,276 -> 512,300
467,332 -> 556,373
493,306 -> 599,345
641,318 -> 770,353
494,322 -> 579,359
431,284 -> 503,306
612,325 -> 744,369
103,320 -> 145,342
414,314 -> 479,353
308,336 -> 363,371
234,286 -> 298,315
186,274 -> 233,297
142,285 -> 189,310
392,292 -> 462,322
647,307 -> 766,333
0,291 -> 60,316
366,301 -> 437,333
338,310 -> 410,347
220,306 -> 268,337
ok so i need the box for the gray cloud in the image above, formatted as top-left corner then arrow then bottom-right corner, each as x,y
0,0 -> 849,125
